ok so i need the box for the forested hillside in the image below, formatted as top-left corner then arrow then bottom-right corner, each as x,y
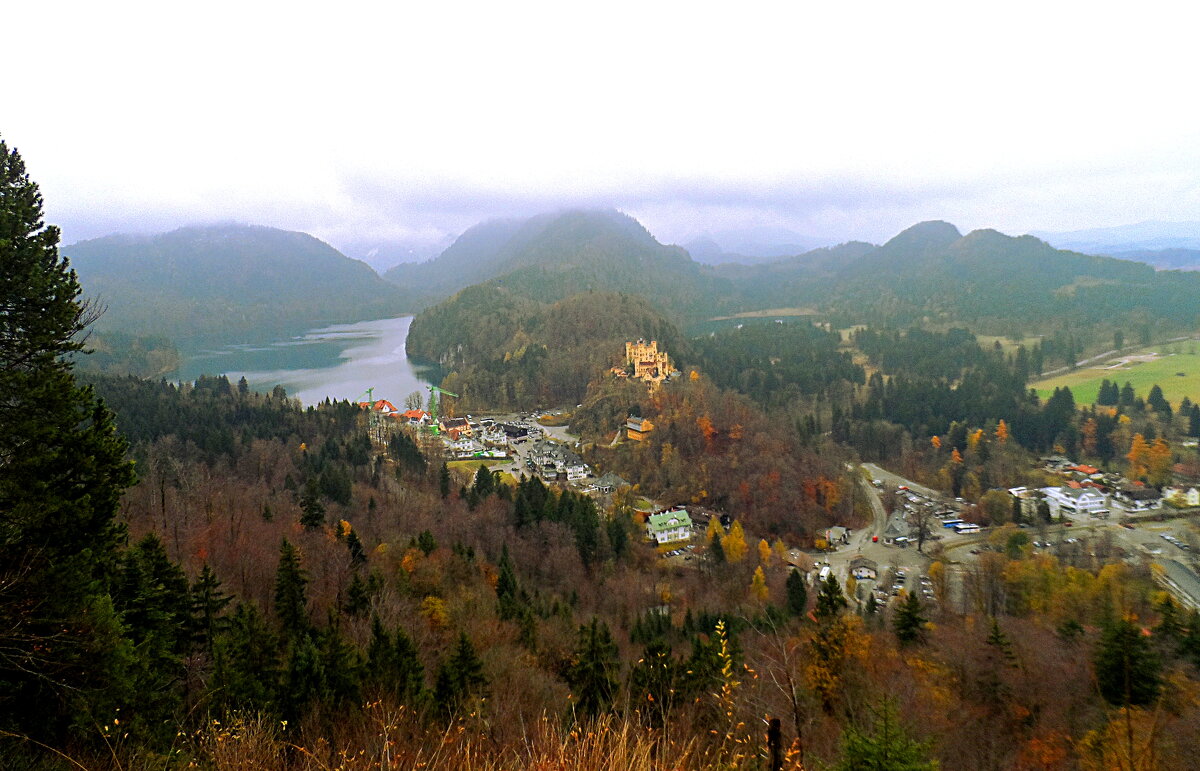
407,287 -> 689,410
718,222 -> 1200,350
66,224 -> 415,342
388,209 -> 732,320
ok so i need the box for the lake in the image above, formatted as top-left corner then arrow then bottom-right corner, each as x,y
175,316 -> 440,406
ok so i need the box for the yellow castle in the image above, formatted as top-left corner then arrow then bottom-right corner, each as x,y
625,338 -> 673,387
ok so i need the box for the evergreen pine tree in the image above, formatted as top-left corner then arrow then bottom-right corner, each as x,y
815,574 -> 848,622
212,603 -> 281,713
893,592 -> 927,645
495,545 -> 523,621
472,463 -> 495,499
709,531 -> 726,564
274,539 -> 310,639
564,618 -> 620,720
191,563 -> 232,654
786,569 -> 808,617
346,528 -> 367,566
345,573 -> 372,617
834,699 -> 937,771
433,632 -> 488,715
317,621 -> 361,706
417,529 -> 438,556
629,641 -> 678,728
1094,616 -> 1162,708
0,137 -> 137,737
299,477 -> 326,529
439,462 -> 451,498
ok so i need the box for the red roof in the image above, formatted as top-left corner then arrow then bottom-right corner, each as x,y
1071,464 -> 1100,475
402,409 -> 428,421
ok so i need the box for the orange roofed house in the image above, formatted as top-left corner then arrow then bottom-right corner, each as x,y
627,416 -> 655,441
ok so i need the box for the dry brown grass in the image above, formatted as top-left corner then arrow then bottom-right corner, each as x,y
158,706 -> 802,771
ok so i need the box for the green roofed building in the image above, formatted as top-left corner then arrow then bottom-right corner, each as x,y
646,508 -> 693,545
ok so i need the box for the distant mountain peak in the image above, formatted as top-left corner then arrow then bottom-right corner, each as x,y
882,220 -> 962,249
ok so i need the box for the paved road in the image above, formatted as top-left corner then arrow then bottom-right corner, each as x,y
1159,559 -> 1200,610
862,463 -> 943,501
855,473 -> 888,543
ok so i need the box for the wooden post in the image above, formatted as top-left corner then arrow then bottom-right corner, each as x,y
767,717 -> 783,771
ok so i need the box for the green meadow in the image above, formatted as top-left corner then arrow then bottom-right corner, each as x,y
1034,344 -> 1200,405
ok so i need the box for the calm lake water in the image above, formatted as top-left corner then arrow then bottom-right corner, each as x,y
176,316 -> 439,406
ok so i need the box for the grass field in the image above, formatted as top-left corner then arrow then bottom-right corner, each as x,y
447,459 -> 516,485
1034,344 -> 1200,405
707,306 -> 817,321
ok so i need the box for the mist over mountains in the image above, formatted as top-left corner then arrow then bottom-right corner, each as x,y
1033,220 -> 1200,270
64,209 -> 1200,353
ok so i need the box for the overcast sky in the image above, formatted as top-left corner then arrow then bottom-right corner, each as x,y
6,1 -> 1200,263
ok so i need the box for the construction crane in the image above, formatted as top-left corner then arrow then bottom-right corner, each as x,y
427,385 -> 458,432
356,387 -> 376,406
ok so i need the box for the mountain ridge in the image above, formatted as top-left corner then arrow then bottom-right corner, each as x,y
66,223 -> 414,343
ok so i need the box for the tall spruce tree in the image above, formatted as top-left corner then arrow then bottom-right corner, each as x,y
0,137 -> 137,738
191,563 -> 232,654
433,632 -> 487,715
564,618 -> 620,720
815,574 -> 849,622
893,592 -> 927,646
786,568 -> 809,617
274,539 -> 310,639
1094,616 -> 1161,708
835,699 -> 937,771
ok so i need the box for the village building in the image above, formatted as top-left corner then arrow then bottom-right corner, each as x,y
1166,486 -> 1200,507
646,508 -> 693,545
401,409 -> 430,426
627,416 -> 655,441
440,417 -> 471,437
849,556 -> 878,581
528,439 -> 590,483
825,525 -> 851,546
1113,484 -> 1163,512
1041,486 -> 1109,516
593,472 -> 630,495
882,514 -> 911,546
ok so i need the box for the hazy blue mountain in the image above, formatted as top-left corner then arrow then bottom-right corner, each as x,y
386,208 -> 733,318
1033,220 -> 1200,253
382,216 -> 529,303
66,224 -> 414,343
1105,248 -> 1200,271
683,225 -> 827,265
721,221 -> 1199,330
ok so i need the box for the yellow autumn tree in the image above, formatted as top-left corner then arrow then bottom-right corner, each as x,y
951,447 -> 964,464
995,419 -> 1009,444
772,539 -> 788,562
931,435 -> 942,450
724,520 -> 748,563
1147,437 -> 1173,487
419,596 -> 449,629
706,516 -> 724,545
1127,433 -> 1149,478
967,428 -> 985,451
750,566 -> 769,602
758,538 -> 772,565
